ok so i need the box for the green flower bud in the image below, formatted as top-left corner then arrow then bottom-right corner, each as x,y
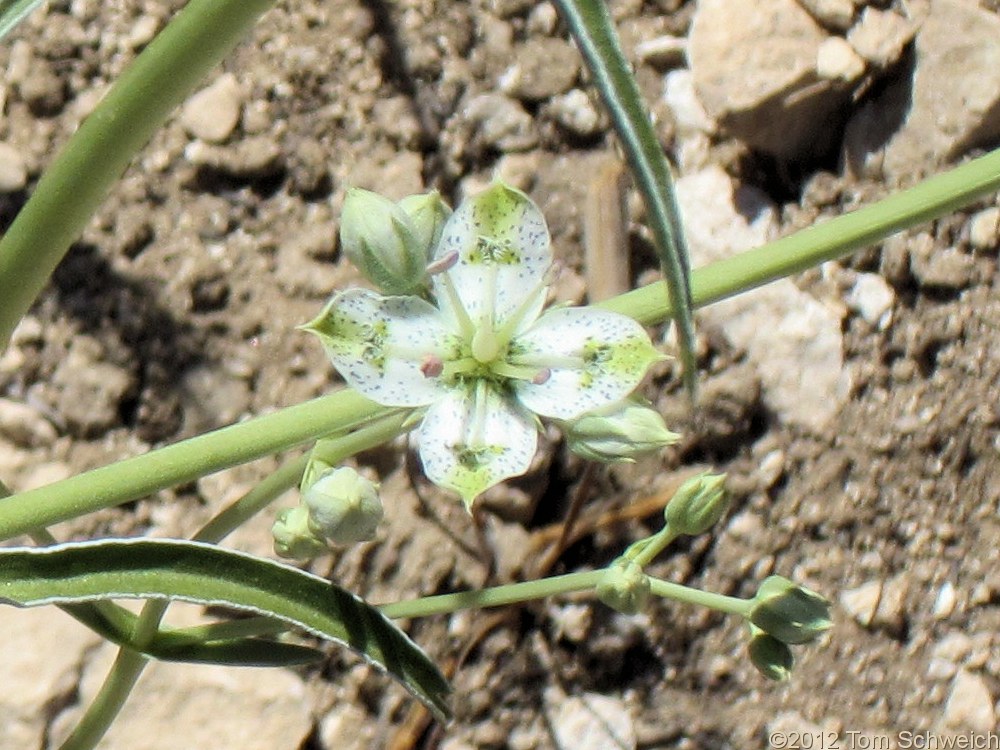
564,398 -> 680,464
272,505 -> 327,561
596,559 -> 651,615
399,191 -> 451,261
339,188 -> 428,295
749,576 -> 832,645
747,625 -> 794,681
303,466 -> 384,546
664,472 -> 729,536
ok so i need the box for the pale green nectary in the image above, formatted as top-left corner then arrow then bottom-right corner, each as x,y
306,182 -> 666,506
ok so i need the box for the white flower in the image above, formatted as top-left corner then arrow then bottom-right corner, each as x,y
305,183 -> 665,506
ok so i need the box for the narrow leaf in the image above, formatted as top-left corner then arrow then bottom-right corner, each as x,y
0,0 -> 45,41
553,0 -> 698,397
0,539 -> 451,720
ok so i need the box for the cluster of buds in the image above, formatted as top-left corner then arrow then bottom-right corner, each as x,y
746,576 -> 832,680
272,460 -> 384,561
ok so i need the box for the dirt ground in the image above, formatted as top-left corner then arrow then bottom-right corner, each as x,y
1,0 -> 999,748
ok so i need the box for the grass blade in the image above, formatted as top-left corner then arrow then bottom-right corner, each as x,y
0,0 -> 44,41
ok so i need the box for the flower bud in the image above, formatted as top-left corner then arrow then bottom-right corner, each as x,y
303,466 -> 384,545
272,505 -> 327,561
596,559 -> 651,615
749,576 -> 832,645
564,398 -> 679,464
747,625 -> 794,681
399,191 -> 451,261
664,472 -> 729,536
339,188 -> 427,295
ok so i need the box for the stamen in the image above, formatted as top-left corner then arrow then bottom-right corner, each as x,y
436,271 -> 475,338
426,250 -> 459,276
532,368 -> 551,385
420,355 -> 444,378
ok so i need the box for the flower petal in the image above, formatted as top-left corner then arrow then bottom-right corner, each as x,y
302,288 -> 458,407
512,307 -> 666,419
432,183 -> 551,331
417,382 -> 538,507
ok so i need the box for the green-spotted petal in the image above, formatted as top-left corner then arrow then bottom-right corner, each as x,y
417,383 -> 538,508
302,289 -> 457,407
433,182 -> 551,331
512,307 -> 665,419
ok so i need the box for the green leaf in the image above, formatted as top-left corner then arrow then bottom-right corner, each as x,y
0,539 -> 451,720
0,0 -> 45,41
552,0 -> 698,398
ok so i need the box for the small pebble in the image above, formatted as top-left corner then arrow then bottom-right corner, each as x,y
943,671 -> 996,731
968,206 -> 999,251
816,36 -> 866,82
180,73 -> 243,143
0,142 -> 28,192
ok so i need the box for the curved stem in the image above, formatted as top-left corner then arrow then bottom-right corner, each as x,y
0,0 -> 279,351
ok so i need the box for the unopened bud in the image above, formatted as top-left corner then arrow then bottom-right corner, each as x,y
747,624 -> 794,681
664,472 -> 729,536
596,559 -> 651,615
272,505 -> 327,561
339,188 -> 428,295
303,466 -> 384,545
564,399 -> 679,464
749,576 -> 832,645
399,191 -> 451,260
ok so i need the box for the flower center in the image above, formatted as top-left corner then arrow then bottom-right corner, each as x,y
471,325 -> 502,364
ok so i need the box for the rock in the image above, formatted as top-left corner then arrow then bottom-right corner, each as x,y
911,246 -> 976,291
0,607 -> 101,750
46,337 -> 136,437
689,0 -> 848,159
968,206 -> 1000,251
500,38 -> 579,101
186,136 -> 284,180
840,580 -> 882,627
635,35 -> 687,68
50,645 -> 314,750
319,703 -> 378,750
0,142 -> 28,192
816,36 -> 866,82
545,689 -> 637,750
942,671 -> 996,731
18,56 -> 66,116
932,581 -> 958,619
677,167 -> 849,432
880,0 -> 1000,179
548,89 -> 606,139
180,73 -> 243,143
663,69 -> 716,134
0,397 -> 57,446
463,93 -> 538,152
845,272 -> 895,327
796,0 -> 855,30
846,8 -> 916,68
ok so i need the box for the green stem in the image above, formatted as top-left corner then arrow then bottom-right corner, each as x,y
598,147 -> 1000,325
57,648 -> 147,750
0,0 -> 280,352
647,577 -> 751,618
0,390 -> 391,541
627,526 -> 680,568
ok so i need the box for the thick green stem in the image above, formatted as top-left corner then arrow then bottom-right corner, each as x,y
598,147 -> 1000,325
57,648 -> 147,750
0,390 -> 390,541
647,577 -> 751,618
0,0 -> 279,351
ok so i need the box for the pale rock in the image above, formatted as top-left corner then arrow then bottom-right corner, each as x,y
548,89 -> 605,138
548,603 -> 592,643
185,136 -> 283,180
932,581 -> 958,619
181,73 -> 243,143
526,2 -> 558,35
911,246 -> 976,291
126,13 -> 159,49
846,8 -> 916,68
927,658 -> 958,681
0,142 -> 28,192
663,69 -> 716,134
499,38 -> 579,101
463,93 -> 538,152
319,703 -> 377,750
635,35 -> 687,68
796,0 -> 856,30
845,272 -> 894,327
840,580 -> 882,627
968,206 -> 1000,251
871,574 -> 907,633
933,632 -> 973,663
545,688 -> 637,750
727,511 -> 764,540
689,0 -> 848,159
0,607 -> 101,750
881,0 -> 1000,179
0,397 -> 57,447
942,671 -> 996,732
19,460 -> 72,491
676,167 -> 848,431
816,37 -> 866,82
51,644 -> 313,750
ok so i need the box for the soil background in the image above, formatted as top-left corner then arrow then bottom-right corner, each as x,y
1,1 -> 999,748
